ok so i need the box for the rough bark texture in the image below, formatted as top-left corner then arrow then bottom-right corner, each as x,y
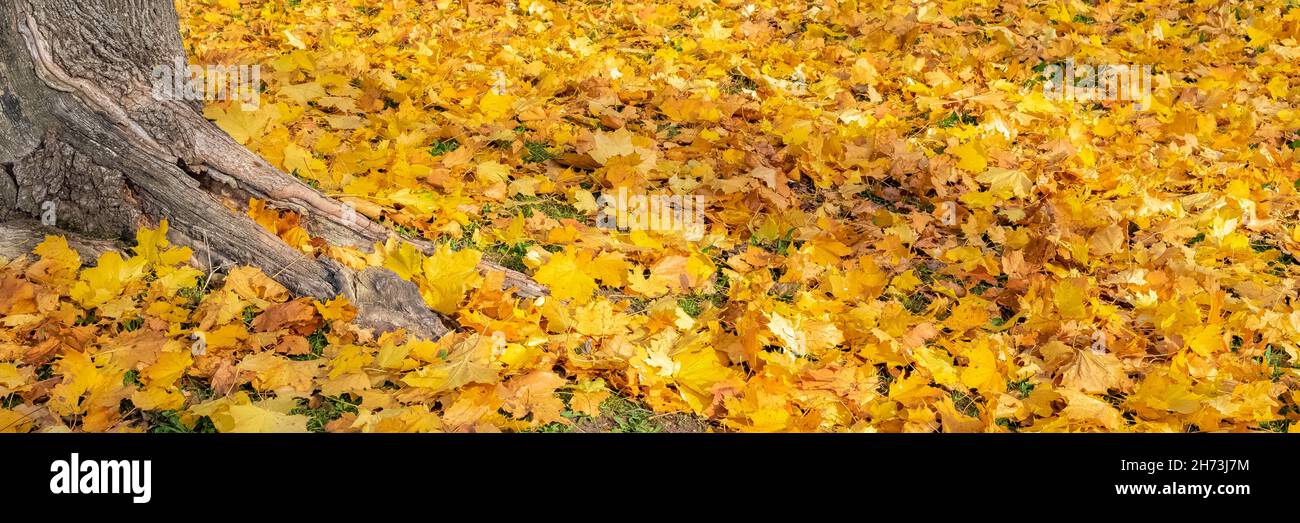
0,0 -> 544,339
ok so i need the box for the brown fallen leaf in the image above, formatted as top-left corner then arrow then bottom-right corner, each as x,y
252,298 -> 321,335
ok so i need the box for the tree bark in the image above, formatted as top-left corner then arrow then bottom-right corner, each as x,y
0,0 -> 543,339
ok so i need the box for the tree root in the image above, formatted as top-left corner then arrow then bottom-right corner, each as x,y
0,219 -> 122,260
0,0 -> 547,341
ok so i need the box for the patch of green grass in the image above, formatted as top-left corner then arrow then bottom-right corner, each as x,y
530,420 -> 577,432
289,168 -> 321,189
512,195 -> 584,221
598,396 -> 664,433
955,16 -> 987,26
1264,346 -> 1291,381
677,295 -> 704,317
674,274 -> 730,318
452,221 -> 483,248
623,296 -> 650,314
914,263 -> 938,284
523,141 -> 556,163
75,309 -> 98,326
656,122 -> 682,139
708,270 -> 731,307
749,228 -> 796,256
902,292 -> 931,314
1024,61 -> 1050,88
291,326 -> 330,361
876,365 -> 895,394
1,393 -> 21,409
723,70 -> 759,94
122,316 -> 144,332
388,222 -> 421,238
527,394 -> 675,433
1259,419 -> 1290,433
1256,240 -> 1300,276
482,241 -> 533,273
440,221 -> 482,251
950,389 -> 981,417
180,377 -> 215,402
527,408 -> 586,433
523,389 -> 588,432
123,370 -> 141,387
429,138 -> 460,157
292,395 -> 361,433
858,190 -> 891,207
937,111 -> 979,128
148,410 -> 217,433
240,305 -> 259,326
179,276 -> 209,308
1007,378 -> 1034,398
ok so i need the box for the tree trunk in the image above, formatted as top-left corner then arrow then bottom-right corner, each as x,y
0,0 -> 543,340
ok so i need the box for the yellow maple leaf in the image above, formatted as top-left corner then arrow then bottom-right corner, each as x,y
28,235 -> 81,286
976,168 -> 1033,198
569,378 -> 610,417
141,350 -> 192,388
499,370 -> 568,426
134,220 -> 193,269
673,348 -> 733,414
478,91 -> 515,120
226,404 -> 310,433
203,103 -> 273,144
402,334 -> 499,393
131,386 -> 185,411
913,346 -> 960,388
377,238 -> 424,281
1059,349 -> 1124,394
1055,279 -> 1089,320
70,251 -> 148,308
534,249 -> 598,304
951,140 -> 988,173
224,266 -> 289,307
1184,324 -> 1224,356
420,244 -> 482,314
314,296 -> 357,322
958,341 -> 1000,392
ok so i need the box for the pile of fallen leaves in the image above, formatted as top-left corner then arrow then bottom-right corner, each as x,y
5,0 -> 1300,432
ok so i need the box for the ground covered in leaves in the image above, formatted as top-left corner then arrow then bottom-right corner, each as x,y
4,0 -> 1300,432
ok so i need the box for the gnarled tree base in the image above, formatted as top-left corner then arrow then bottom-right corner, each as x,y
0,0 -> 544,340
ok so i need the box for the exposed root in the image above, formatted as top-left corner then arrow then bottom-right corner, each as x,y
0,0 -> 532,341
0,219 -> 122,260
182,128 -> 547,299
